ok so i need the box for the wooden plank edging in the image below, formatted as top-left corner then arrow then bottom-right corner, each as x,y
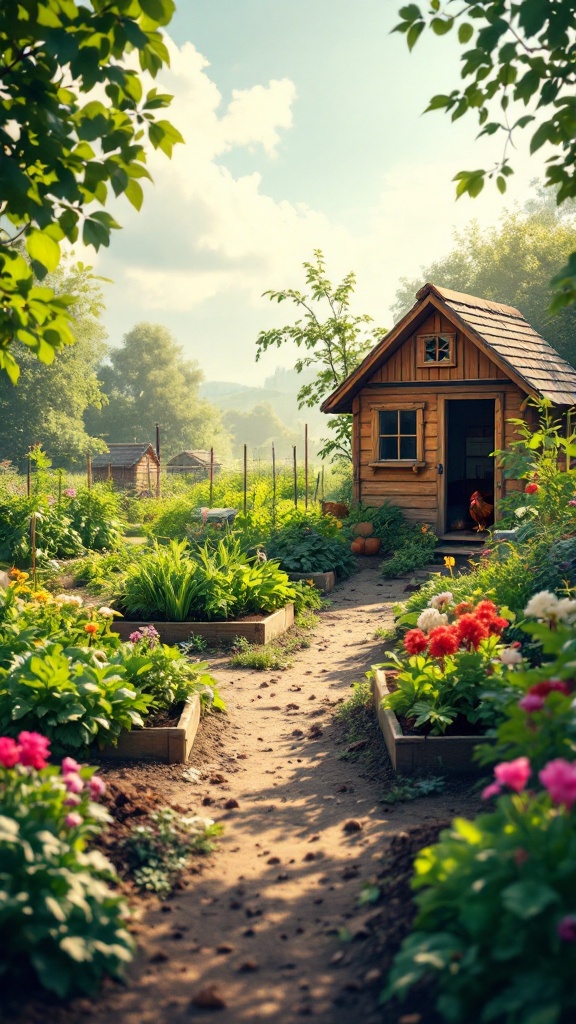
111,603 -> 295,646
371,668 -> 491,775
99,694 -> 201,764
288,571 -> 336,594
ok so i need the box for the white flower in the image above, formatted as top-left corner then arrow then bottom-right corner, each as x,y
54,593 -> 83,607
430,591 -> 453,611
417,608 -> 448,632
555,598 -> 576,623
92,649 -> 108,662
500,647 -> 523,666
524,591 -> 560,621
97,606 -> 116,618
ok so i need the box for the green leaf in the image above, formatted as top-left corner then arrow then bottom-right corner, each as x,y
501,881 -> 558,920
458,23 -> 474,44
25,230 -> 61,273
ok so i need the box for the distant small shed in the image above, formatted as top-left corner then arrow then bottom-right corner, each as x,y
166,450 -> 221,478
91,443 -> 159,491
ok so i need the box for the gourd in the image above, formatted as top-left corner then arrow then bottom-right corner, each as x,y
364,537 -> 382,556
350,538 -> 366,554
352,521 -> 374,538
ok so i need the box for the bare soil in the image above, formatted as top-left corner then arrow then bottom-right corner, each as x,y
5,560 -> 482,1024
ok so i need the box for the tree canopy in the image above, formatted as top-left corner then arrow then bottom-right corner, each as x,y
0,0 -> 181,382
393,191 -> 576,365
86,322 -> 231,460
256,250 -> 384,462
394,0 -> 576,309
0,260 -> 109,465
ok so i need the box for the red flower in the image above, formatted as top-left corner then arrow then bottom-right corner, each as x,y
455,613 -> 489,650
428,625 -> 460,659
488,616 -> 509,635
474,600 -> 498,621
84,623 -> 98,635
528,679 -> 570,698
453,601 -> 473,617
525,482 -> 539,495
0,737 -> 21,769
17,731 -> 50,770
404,628 -> 429,656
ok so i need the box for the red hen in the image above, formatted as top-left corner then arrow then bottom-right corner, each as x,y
469,490 -> 493,532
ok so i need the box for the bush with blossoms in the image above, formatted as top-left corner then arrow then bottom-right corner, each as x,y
378,593 -> 517,734
0,731 -> 134,997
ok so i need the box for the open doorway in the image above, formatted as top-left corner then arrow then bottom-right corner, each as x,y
445,399 -> 495,532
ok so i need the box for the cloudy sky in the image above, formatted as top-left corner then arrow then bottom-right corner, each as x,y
91,1 -> 545,385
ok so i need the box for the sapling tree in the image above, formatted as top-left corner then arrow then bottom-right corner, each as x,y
256,250 -> 384,462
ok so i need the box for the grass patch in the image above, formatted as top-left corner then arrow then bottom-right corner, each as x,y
380,776 -> 446,804
229,608 -> 319,670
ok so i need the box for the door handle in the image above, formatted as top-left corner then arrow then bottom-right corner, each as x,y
438,463 -> 444,475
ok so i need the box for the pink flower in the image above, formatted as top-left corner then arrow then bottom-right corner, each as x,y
61,757 -> 81,774
63,487 -> 77,498
129,629 -> 143,643
539,759 -> 576,810
63,773 -> 84,794
481,782 -> 502,801
529,679 -> 570,698
557,915 -> 576,942
89,775 -> 106,799
64,794 -> 81,807
17,731 -> 50,770
494,757 -> 531,793
519,694 -> 544,713
65,812 -> 83,828
525,482 -> 539,495
0,737 -> 21,768
568,500 -> 576,508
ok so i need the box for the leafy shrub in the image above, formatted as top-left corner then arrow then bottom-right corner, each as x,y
266,522 -> 356,576
146,497 -> 197,540
73,547 -> 138,593
67,485 -> 126,551
291,579 -> 325,615
380,525 -> 437,578
0,645 -> 153,752
384,788 -> 576,1024
345,501 -> 407,551
123,807 -> 222,896
0,734 -> 133,997
125,628 -> 225,712
0,495 -> 84,565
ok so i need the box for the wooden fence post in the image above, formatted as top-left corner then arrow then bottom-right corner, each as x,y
272,443 -> 276,529
209,447 -> 214,507
293,446 -> 298,509
304,423 -> 309,509
87,454 -> 92,490
243,444 -> 247,515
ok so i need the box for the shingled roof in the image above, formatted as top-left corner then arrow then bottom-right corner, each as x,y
322,283 -> 576,413
91,443 -> 158,468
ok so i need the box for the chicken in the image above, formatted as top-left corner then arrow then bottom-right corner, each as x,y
469,490 -> 494,532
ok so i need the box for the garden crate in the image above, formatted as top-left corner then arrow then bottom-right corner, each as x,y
288,570 -> 336,594
112,603 -> 294,646
371,669 -> 492,775
100,694 -> 200,764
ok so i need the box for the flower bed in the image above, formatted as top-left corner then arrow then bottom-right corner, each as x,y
287,569 -> 336,593
111,602 -> 295,646
100,693 -> 201,764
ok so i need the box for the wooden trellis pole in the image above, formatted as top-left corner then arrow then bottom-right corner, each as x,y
292,446 -> 298,509
86,453 -> 92,490
304,423 -> 309,509
209,447 -> 214,506
272,443 -> 276,529
243,444 -> 247,514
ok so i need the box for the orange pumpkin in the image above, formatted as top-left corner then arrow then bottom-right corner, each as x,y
350,538 -> 366,555
352,521 -> 374,538
364,537 -> 382,556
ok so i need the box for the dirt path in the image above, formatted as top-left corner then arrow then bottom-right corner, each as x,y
57,563 -> 480,1024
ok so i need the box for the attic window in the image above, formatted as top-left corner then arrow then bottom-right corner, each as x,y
417,333 -> 456,367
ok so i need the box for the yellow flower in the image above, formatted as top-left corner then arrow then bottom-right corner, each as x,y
421,524 -> 429,534
9,568 -> 29,583
444,556 -> 455,568
32,590 -> 50,603
335,520 -> 343,529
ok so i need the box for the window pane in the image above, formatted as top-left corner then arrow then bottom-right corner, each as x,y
437,336 -> 451,361
400,436 -> 417,460
424,338 -> 437,362
399,409 -> 417,434
379,410 -> 397,435
379,436 -> 398,460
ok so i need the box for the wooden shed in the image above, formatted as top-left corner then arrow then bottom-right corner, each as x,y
91,443 -> 159,491
321,283 -> 576,536
166,450 -> 221,478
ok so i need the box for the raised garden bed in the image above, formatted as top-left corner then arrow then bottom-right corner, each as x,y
100,694 -> 200,764
111,603 -> 294,646
371,669 -> 492,775
288,570 -> 336,594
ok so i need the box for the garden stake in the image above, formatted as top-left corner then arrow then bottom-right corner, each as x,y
243,444 -> 247,515
87,453 -> 92,490
57,468 -> 63,504
209,447 -> 214,506
26,449 -> 31,496
314,471 -> 320,503
293,445 -> 298,508
272,443 -> 276,529
30,512 -> 37,589
305,423 -> 308,509
155,423 -> 161,498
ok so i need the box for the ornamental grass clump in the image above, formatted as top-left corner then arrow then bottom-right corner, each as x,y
0,733 -> 134,997
380,595 -> 514,734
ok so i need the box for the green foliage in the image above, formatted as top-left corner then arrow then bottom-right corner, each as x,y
393,1 -> 576,311
0,494 -> 84,565
125,633 -> 225,713
382,776 -> 446,803
85,322 -> 230,461
380,525 -> 437,578
0,758 -> 133,996
392,192 -> 576,365
229,635 -> 291,671
66,485 -> 126,551
266,521 -> 356,576
345,501 -> 407,551
256,250 -> 385,462
0,644 -> 153,752
116,537 -> 296,622
383,796 -> 576,1024
0,0 -> 181,379
123,807 -> 222,897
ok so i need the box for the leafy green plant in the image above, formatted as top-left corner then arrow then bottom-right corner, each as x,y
384,790 -> 576,1024
345,501 -> 407,551
67,485 -> 126,551
118,539 -> 201,621
123,807 -> 222,897
382,776 -> 446,804
266,522 -> 356,577
0,734 -> 133,996
0,645 -> 153,752
229,636 -> 291,671
125,630 -> 225,712
380,525 -> 437,578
